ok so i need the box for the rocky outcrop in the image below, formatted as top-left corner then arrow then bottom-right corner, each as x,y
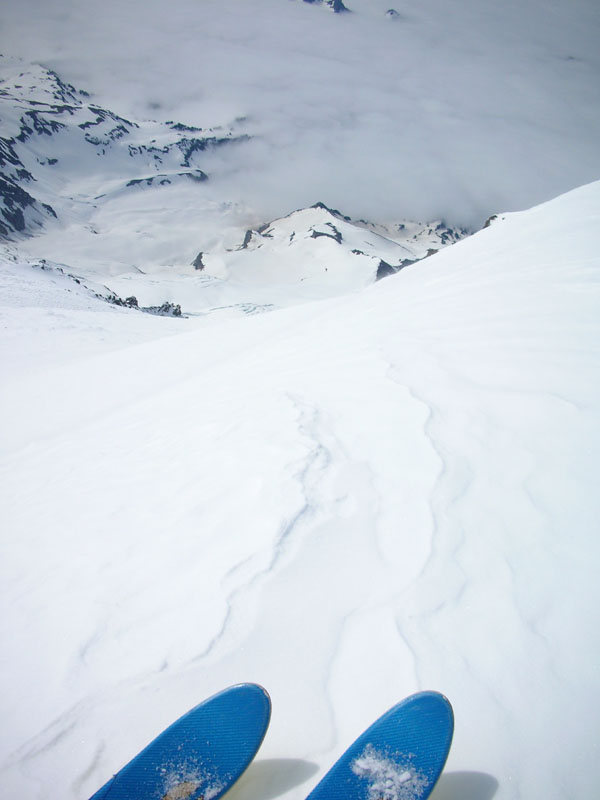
302,0 -> 350,12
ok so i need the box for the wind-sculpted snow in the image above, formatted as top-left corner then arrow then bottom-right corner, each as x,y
1,181 -> 599,799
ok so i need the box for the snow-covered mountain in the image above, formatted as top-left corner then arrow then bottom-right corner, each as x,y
196,203 -> 465,286
2,2 -> 600,800
1,55 -> 466,313
0,56 -> 246,239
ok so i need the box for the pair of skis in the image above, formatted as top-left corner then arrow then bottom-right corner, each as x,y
89,686 -> 453,800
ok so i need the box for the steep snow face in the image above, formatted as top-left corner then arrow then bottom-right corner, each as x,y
2,0 -> 599,226
1,181 -> 599,800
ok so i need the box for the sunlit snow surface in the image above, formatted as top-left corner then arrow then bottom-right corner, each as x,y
2,181 -> 600,799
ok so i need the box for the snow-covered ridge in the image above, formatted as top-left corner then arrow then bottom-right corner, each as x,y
1,199 -> 465,320
0,245 -> 183,313
195,202 -> 466,288
0,56 -> 248,238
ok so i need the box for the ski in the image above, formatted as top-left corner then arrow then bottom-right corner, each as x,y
88,688 -> 452,800
305,691 -> 453,800
88,683 -> 271,800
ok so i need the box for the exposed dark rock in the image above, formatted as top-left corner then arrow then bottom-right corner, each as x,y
29,260 -> 185,316
303,0 -> 350,12
376,260 -> 398,280
0,137 -> 22,169
105,293 -> 182,317
185,171 -> 208,182
483,214 -> 498,228
434,222 -> 468,244
310,222 -> 343,244
0,174 -> 57,239
106,294 -> 139,309
126,170 -> 208,188
169,122 -> 204,133
399,258 -> 417,269
79,106 -> 135,132
376,256 -> 424,279
311,201 -> 351,221
45,69 -> 81,104
192,252 -> 205,270
144,301 -> 182,317
328,0 -> 350,11
256,222 -> 274,237
21,110 -> 66,137
127,143 -> 169,159
176,134 -> 249,168
176,136 -> 208,166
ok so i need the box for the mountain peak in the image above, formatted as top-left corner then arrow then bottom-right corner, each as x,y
310,201 -> 351,221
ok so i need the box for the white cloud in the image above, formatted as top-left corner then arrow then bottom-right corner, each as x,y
3,0 -> 600,227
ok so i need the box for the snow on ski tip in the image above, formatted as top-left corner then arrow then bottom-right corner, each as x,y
305,692 -> 454,800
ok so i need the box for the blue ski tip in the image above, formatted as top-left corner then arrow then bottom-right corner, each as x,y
89,683 -> 271,800
306,691 -> 454,800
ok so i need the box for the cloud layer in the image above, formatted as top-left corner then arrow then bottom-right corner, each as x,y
3,0 -> 600,227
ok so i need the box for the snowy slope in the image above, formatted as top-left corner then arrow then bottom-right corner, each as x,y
2,181 -> 599,799
2,1 -> 600,798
